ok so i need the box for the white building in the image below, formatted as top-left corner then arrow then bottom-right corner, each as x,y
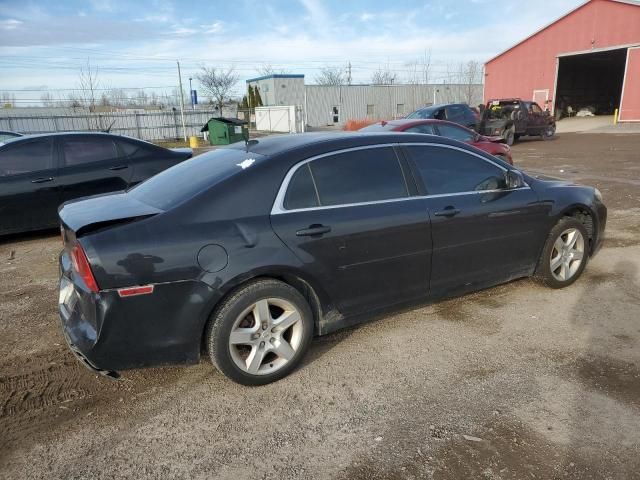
246,74 -> 484,128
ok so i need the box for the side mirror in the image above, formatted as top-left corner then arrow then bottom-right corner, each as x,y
505,170 -> 524,189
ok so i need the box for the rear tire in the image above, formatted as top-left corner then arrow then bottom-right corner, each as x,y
535,218 -> 589,289
206,279 -> 313,386
504,127 -> 515,146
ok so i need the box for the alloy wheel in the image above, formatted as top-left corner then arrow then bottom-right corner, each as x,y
550,228 -> 585,281
228,298 -> 304,375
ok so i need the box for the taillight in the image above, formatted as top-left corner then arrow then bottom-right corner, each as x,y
71,244 -> 99,293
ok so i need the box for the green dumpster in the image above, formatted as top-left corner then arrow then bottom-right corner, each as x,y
201,117 -> 248,145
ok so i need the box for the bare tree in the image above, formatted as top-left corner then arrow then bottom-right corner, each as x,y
371,65 -> 397,85
40,92 -> 55,107
77,58 -> 106,129
257,63 -> 287,76
78,58 -> 100,112
461,60 -> 482,105
314,66 -> 345,86
1,92 -> 16,107
196,67 -> 239,114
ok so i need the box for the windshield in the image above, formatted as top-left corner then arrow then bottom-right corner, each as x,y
484,100 -> 521,120
128,148 -> 266,210
406,107 -> 436,119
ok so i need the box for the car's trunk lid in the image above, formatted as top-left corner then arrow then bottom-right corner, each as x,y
59,192 -> 162,237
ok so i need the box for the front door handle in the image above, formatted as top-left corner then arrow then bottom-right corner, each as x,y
296,224 -> 331,236
108,165 -> 128,171
433,207 -> 461,217
31,177 -> 54,184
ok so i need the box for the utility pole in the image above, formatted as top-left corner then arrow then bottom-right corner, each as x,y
189,77 -> 194,110
176,60 -> 187,141
346,61 -> 352,85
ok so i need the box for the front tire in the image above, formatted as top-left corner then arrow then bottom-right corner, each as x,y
535,218 -> 588,288
206,279 -> 313,385
542,124 -> 556,140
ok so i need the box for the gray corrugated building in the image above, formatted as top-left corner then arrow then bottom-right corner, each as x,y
247,74 -> 483,128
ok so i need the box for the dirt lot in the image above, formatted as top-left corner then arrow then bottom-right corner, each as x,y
1,133 -> 639,479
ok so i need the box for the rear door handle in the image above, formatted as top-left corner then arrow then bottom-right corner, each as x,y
296,225 -> 331,236
31,177 -> 54,184
108,165 -> 128,171
434,207 -> 461,217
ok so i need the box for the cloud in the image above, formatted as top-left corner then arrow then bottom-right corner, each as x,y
202,21 -> 224,34
0,18 -> 22,30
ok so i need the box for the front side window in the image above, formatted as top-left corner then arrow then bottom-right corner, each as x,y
406,146 -> 506,195
283,147 -> 408,209
0,138 -> 54,176
436,124 -> 475,143
62,136 -> 118,166
117,138 -> 158,159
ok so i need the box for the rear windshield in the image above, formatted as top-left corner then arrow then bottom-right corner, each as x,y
484,100 -> 521,120
359,122 -> 396,131
128,148 -> 266,210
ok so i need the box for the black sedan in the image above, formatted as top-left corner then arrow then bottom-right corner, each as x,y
0,132 -> 192,235
58,132 -> 606,385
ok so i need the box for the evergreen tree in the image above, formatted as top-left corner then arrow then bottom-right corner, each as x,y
248,85 -> 256,108
254,86 -> 263,107
241,95 -> 249,109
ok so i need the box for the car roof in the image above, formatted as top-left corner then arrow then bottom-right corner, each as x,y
0,131 -> 152,147
226,131 -> 464,157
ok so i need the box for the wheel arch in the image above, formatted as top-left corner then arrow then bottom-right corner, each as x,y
198,267 -> 335,354
558,203 -> 598,254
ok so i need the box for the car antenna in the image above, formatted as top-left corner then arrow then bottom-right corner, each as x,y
103,120 -> 116,133
243,121 -> 258,153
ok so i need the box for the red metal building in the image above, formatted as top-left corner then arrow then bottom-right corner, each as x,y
484,0 -> 640,121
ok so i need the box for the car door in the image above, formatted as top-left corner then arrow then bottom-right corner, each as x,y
270,145 -> 432,316
526,102 -> 546,135
57,135 -> 132,204
0,137 -> 60,234
402,144 -> 548,296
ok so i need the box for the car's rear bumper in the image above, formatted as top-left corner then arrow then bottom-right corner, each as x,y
58,251 -> 215,373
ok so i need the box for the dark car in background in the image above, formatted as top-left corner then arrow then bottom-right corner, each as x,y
58,132 -> 606,386
479,98 -> 556,145
0,130 -> 24,142
406,103 -> 479,130
360,119 -> 513,164
0,132 -> 192,235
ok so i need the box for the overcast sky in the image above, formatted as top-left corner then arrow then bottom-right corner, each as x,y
0,0 -> 586,105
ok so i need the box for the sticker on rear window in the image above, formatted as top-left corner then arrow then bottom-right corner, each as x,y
237,158 -> 255,169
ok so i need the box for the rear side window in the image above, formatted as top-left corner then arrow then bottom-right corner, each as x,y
284,164 -> 319,210
305,147 -> 407,207
436,124 -> 475,142
117,139 -> 158,158
62,137 -> 118,166
0,138 -> 54,176
406,146 -> 506,195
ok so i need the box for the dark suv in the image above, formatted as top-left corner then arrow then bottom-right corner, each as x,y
406,103 -> 479,130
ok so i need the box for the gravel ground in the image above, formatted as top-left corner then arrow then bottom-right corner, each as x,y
1,132 -> 639,479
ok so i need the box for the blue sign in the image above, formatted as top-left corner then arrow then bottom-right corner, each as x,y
190,90 -> 198,106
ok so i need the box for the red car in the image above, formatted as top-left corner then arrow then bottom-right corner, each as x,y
360,119 -> 513,164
